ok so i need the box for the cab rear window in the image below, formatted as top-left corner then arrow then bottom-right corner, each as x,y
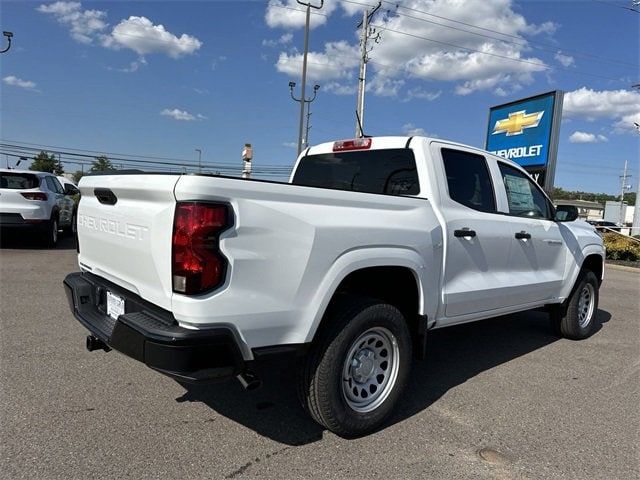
0,172 -> 40,189
292,148 -> 419,196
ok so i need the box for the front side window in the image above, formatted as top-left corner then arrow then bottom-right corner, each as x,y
292,148 -> 419,196
441,148 -> 496,213
499,163 -> 550,219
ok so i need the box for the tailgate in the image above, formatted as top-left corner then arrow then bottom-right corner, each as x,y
76,174 -> 180,311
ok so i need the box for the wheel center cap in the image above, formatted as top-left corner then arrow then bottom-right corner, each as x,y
352,350 -> 375,383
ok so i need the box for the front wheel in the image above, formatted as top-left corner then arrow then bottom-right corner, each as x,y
298,296 -> 412,437
551,270 -> 599,340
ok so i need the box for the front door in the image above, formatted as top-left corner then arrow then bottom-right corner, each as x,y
495,162 -> 567,304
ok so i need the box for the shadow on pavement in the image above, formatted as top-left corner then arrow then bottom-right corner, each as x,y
0,230 -> 77,250
178,308 -> 611,446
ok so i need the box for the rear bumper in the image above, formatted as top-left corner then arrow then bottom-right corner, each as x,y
0,213 -> 46,228
63,272 -> 246,383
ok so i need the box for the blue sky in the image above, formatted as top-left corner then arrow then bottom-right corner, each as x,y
1,0 -> 638,194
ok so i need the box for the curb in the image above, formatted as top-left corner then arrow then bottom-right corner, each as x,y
605,263 -> 640,273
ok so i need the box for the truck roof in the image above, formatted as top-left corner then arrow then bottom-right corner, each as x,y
305,135 -> 525,172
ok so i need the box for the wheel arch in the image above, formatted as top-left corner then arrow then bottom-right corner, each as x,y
303,248 -> 429,357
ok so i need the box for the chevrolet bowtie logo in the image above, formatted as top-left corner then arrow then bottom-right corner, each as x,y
492,110 -> 544,136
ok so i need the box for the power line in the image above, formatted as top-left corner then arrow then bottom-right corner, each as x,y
340,0 -> 638,68
591,0 -> 640,13
0,140 -> 293,171
370,24 -> 630,83
377,0 -> 639,67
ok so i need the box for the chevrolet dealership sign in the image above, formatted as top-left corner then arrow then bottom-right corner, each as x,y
486,90 -> 563,191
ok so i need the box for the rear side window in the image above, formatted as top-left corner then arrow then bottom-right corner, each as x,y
45,176 -> 62,193
441,148 -> 496,213
292,148 -> 419,196
498,163 -> 551,219
0,172 -> 40,189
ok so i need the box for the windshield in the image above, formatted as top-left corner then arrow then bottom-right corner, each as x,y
292,148 -> 419,196
0,172 -> 40,189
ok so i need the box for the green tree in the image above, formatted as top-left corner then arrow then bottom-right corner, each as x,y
90,155 -> 114,172
72,170 -> 85,183
29,151 -> 64,174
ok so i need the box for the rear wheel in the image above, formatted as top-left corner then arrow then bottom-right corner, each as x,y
298,296 -> 412,437
551,270 -> 599,340
43,217 -> 58,248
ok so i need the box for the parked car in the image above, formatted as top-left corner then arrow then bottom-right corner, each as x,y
57,176 -> 80,234
64,136 -> 604,436
587,220 -> 620,233
0,169 -> 76,246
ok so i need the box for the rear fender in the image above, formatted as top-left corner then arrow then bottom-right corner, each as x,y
303,247 -> 430,343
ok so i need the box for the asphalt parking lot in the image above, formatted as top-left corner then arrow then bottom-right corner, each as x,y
1,234 -> 639,479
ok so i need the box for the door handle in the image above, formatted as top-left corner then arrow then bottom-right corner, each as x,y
515,231 -> 531,240
454,229 -> 476,238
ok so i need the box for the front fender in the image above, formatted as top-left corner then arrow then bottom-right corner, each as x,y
559,243 -> 605,301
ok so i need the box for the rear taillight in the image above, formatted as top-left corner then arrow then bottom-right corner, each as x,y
172,202 -> 231,295
332,138 -> 372,151
20,192 -> 48,201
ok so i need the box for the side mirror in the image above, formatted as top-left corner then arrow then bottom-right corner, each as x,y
64,184 -> 79,196
554,205 -> 579,222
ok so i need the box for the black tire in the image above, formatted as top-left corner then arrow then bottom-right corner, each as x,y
43,216 -> 59,248
298,295 -> 412,437
63,210 -> 77,235
550,270 -> 599,340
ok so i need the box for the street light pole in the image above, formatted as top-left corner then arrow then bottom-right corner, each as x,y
0,31 -> 13,54
294,1 -> 324,155
290,83 -> 320,149
195,148 -> 202,174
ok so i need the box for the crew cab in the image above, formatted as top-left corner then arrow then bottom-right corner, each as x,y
64,137 -> 604,437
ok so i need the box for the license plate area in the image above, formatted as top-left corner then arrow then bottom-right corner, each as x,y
106,291 -> 125,320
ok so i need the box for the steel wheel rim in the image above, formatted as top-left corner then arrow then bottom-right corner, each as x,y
578,283 -> 595,328
52,220 -> 58,244
341,327 -> 400,413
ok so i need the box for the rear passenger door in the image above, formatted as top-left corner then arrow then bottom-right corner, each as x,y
495,162 -> 567,303
45,176 -> 71,226
433,146 -> 515,320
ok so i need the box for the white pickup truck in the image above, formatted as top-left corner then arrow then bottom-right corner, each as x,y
64,136 -> 604,437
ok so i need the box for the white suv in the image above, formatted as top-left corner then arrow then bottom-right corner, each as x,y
0,169 -> 76,247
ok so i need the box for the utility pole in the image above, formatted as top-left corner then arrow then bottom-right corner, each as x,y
305,104 -> 313,149
290,82 -> 320,150
293,0 -> 323,155
619,160 -> 632,225
355,2 -> 381,138
195,148 -> 202,174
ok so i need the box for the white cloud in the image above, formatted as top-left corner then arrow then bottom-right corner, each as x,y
404,88 -> 442,102
263,33 -> 293,47
564,87 -> 640,133
268,0 -> 554,97
282,141 -> 298,148
38,2 -> 201,60
160,108 -> 205,121
564,87 -> 640,119
569,131 -> 608,143
401,123 -> 436,137
276,41 -> 359,82
37,1 -> 107,44
104,16 -> 202,58
324,82 -> 357,95
554,51 -> 574,67
3,75 -> 37,90
614,112 -> 640,133
265,0 -> 337,29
